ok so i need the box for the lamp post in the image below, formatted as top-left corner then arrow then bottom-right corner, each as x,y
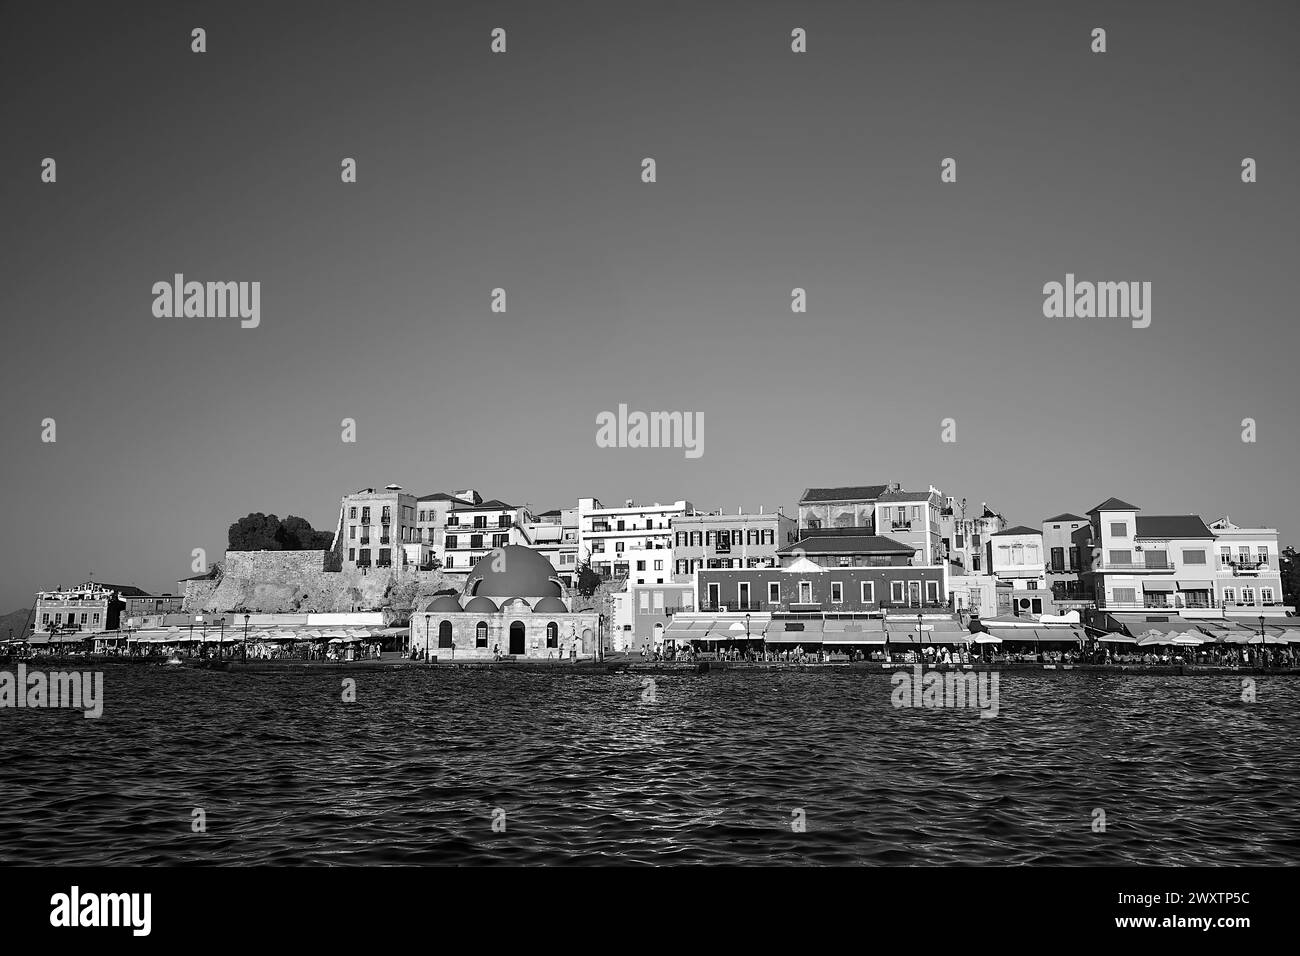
218,618 -> 225,659
918,611 -> 924,667
1258,615 -> 1267,668
425,613 -> 431,663
746,612 -> 752,661
243,612 -> 250,661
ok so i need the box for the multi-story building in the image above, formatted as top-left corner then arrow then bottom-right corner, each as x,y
414,490 -> 480,569
671,507 -> 797,575
797,483 -> 899,532
1084,498 -> 1219,612
442,498 -> 533,574
32,582 -> 142,635
610,580 -> 695,652
1208,516 -> 1287,614
696,560 -> 947,614
1042,512 -> 1093,608
987,526 -> 1049,616
576,497 -> 690,579
872,488 -> 945,565
336,485 -> 419,572
120,592 -> 186,619
938,497 -> 1005,573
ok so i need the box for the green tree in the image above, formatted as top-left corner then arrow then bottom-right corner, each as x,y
575,560 -> 602,598
1281,546 -> 1299,609
228,513 -> 282,551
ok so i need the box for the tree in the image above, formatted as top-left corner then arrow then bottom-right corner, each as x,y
1282,547 -> 1299,610
228,513 -> 283,551
575,560 -> 602,598
276,515 -> 322,550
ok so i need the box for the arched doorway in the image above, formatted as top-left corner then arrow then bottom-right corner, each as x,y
509,621 -> 526,656
438,620 -> 453,648
546,622 -> 558,649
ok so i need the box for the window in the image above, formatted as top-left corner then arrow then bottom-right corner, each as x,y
493,534 -> 508,548
348,548 -> 355,561
470,534 -> 483,549
1182,550 -> 1206,565
546,622 -> 558,648
1026,580 -> 1038,590
349,507 -> 357,519
799,581 -> 812,604
636,561 -> 646,571
1259,547 -> 1269,566
831,582 -> 843,604
1144,550 -> 1168,569
1113,587 -> 1136,604
1109,522 -> 1127,537
476,622 -> 488,647
446,535 -> 457,550
446,515 -> 459,527
861,581 -> 875,603
349,525 -> 356,539
654,560 -> 663,571
1239,547 -> 1251,564
653,591 -> 664,610
1050,547 -> 1064,571
926,581 -> 940,603
1108,550 -> 1131,566
80,613 -> 88,624
1223,587 -> 1235,603
639,591 -> 650,610
41,613 -> 49,624
1242,588 -> 1255,604
378,548 -> 391,565
92,613 -> 100,624
738,582 -> 750,607
890,581 -> 904,603
1220,546 -> 1231,563
768,582 -> 780,603
1262,587 -> 1274,604
708,583 -> 720,607
615,542 -> 625,553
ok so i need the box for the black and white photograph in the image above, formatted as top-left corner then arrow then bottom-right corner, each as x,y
0,0 -> 1295,942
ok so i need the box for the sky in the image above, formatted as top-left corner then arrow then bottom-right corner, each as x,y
1,0 -> 1297,613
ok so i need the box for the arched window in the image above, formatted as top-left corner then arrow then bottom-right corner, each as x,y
546,622 -> 558,648
476,621 -> 488,648
438,620 -> 453,648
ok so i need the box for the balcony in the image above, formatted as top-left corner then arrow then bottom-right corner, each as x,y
380,537 -> 391,545
360,538 -> 370,545
1220,558 -> 1274,574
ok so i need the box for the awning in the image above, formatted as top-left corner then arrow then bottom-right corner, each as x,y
1034,626 -> 1086,643
1098,633 -> 1137,644
822,619 -> 887,644
665,618 -> 717,640
1176,581 -> 1213,590
766,619 -> 825,643
1142,581 -> 1175,592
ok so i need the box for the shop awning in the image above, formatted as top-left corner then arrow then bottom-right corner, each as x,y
822,619 -> 887,644
766,619 -> 825,643
665,618 -> 717,640
1142,581 -> 1175,592
1034,627 -> 1086,643
1176,581 -> 1213,590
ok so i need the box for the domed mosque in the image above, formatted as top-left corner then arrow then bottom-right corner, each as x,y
413,546 -> 600,660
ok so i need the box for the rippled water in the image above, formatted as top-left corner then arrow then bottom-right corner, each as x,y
1,666 -> 1297,865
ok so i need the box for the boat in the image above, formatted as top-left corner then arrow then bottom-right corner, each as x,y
165,654 -> 185,666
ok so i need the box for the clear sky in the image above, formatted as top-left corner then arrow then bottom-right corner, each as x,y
1,0 -> 1296,613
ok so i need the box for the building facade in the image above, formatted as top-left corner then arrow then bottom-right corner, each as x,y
671,508 -> 797,575
797,484 -> 899,532
576,497 -> 689,579
873,488 -> 945,565
1042,512 -> 1093,608
1084,498 -> 1219,612
938,497 -> 1006,573
441,498 -> 532,574
698,559 -> 946,614
336,485 -> 419,572
414,490 -> 480,569
1208,515 -> 1287,614
610,581 -> 695,652
32,582 -> 139,635
988,525 -> 1049,616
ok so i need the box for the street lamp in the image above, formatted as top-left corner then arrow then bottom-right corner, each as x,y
219,618 -> 225,659
746,612 -> 752,661
918,611 -> 924,666
1258,615 -> 1267,669
425,613 -> 431,663
243,612 -> 250,661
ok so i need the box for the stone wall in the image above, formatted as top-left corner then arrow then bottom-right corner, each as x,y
186,550 -> 460,615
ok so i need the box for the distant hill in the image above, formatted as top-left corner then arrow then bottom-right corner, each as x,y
0,607 -> 33,639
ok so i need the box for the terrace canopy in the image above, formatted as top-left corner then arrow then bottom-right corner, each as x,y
765,619 -> 825,644
822,619 -> 887,645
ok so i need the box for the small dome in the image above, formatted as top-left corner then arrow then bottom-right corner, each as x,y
501,597 -> 532,610
463,545 -> 563,599
464,596 -> 500,613
533,596 -> 568,613
425,595 -> 462,613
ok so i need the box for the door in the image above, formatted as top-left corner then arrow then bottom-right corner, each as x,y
509,621 -> 526,655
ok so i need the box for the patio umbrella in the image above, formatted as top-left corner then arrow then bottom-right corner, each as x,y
1277,629 -> 1300,645
1169,631 -> 1207,646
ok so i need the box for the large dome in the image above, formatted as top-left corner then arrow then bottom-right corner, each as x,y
463,545 -> 564,599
